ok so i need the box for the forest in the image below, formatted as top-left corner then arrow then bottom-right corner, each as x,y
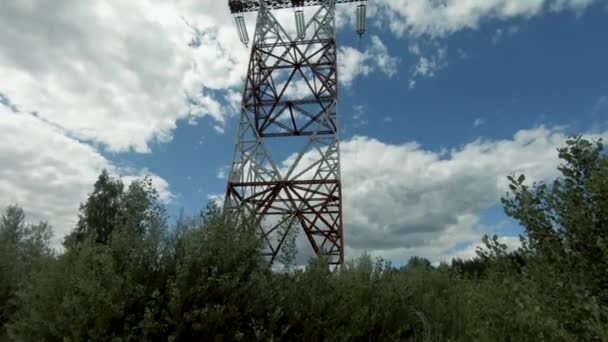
1,136 -> 606,341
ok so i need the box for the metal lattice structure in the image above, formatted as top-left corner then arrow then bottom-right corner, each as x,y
226,0 -> 366,266
228,0 -> 361,13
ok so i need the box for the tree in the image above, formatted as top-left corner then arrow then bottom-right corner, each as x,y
4,138 -> 608,341
68,170 -> 166,247
501,136 -> 608,338
0,205 -> 53,334
6,171 -> 171,341
407,256 -> 432,270
502,137 -> 607,295
276,214 -> 299,272
70,169 -> 124,244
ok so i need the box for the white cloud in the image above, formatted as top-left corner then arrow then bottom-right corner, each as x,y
1,1 -> 603,154
407,42 -> 448,87
0,1 -> 250,153
207,193 -> 225,206
0,1 -> 407,153
352,105 -> 368,125
413,51 -> 446,77
370,36 -> 401,77
336,126 -> 608,263
492,25 -> 520,44
2,0 -> 605,262
474,118 -> 485,127
0,106 -> 174,246
550,0 -> 597,11
371,0 -> 602,84
492,28 -> 505,44
338,47 -> 372,86
224,89 -> 242,116
0,92 -> 18,112
339,35 -> 400,87
373,0 -> 601,38
435,235 -> 522,265
456,48 -> 469,59
216,166 -> 229,180
120,170 -> 176,204
213,125 -> 226,135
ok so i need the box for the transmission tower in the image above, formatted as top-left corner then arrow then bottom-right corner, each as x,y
226,0 -> 367,266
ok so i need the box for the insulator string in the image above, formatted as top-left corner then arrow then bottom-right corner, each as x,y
353,31 -> 364,162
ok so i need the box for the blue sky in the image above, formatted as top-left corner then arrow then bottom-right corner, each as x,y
1,0 -> 607,263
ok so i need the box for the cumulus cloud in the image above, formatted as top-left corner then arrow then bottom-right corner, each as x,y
0,106 -> 174,246
0,1 -> 250,153
339,35 -> 400,87
274,123 -> 608,264
373,0 -> 602,38
407,41 -> 448,87
336,126 -> 608,263
370,0 -> 603,84
1,1 -> 603,154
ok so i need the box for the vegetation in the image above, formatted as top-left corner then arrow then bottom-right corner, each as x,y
0,136 -> 606,341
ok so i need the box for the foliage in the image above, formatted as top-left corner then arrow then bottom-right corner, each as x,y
275,215 -> 299,272
1,137 -> 607,341
0,205 -> 53,337
70,169 -> 125,244
499,136 -> 608,340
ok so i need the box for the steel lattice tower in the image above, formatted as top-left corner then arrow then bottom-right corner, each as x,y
226,0 -> 367,266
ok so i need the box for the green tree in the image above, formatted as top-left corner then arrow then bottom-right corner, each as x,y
7,173 -> 170,341
5,137 -> 608,341
276,214 -> 298,272
70,169 -> 124,244
67,170 -> 166,247
501,136 -> 608,339
0,205 -> 53,335
407,256 -> 432,270
166,204 -> 269,340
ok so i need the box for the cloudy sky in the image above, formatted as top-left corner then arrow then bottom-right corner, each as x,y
1,0 -> 607,264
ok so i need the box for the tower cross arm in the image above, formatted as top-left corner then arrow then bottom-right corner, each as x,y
229,0 -> 365,13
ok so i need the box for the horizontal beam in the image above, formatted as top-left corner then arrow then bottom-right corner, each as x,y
229,0 -> 365,13
229,179 -> 339,187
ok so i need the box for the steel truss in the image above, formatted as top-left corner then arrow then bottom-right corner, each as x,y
229,0 -> 360,13
225,0 -> 344,265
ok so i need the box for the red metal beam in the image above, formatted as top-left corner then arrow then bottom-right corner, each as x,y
226,180 -> 343,265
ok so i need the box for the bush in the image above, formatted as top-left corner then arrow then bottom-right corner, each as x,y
1,137 -> 607,341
